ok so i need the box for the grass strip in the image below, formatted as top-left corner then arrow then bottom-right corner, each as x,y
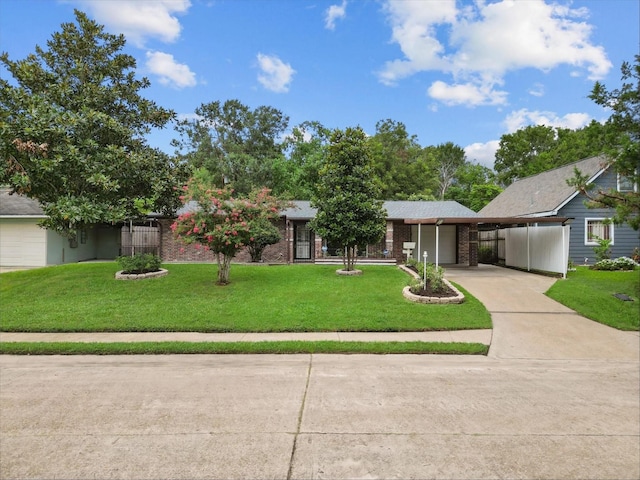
546,267 -> 639,331
0,341 -> 489,355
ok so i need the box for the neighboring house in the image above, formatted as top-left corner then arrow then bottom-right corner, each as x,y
159,200 -> 482,266
479,155 -> 639,265
0,188 -> 120,268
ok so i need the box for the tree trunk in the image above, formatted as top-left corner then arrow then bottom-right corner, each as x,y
216,253 -> 233,285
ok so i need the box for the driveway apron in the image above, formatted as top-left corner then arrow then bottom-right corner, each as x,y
445,264 -> 639,361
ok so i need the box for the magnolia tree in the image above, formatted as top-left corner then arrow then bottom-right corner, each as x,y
172,178 -> 285,285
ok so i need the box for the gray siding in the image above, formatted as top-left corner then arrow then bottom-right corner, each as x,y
559,168 -> 639,264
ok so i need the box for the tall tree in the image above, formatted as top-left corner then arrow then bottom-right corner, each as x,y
173,99 -> 289,195
493,125 -> 558,186
0,10 -> 184,238
368,119 -> 423,199
569,56 -> 640,229
309,127 -> 387,272
280,120 -> 331,199
431,142 -> 466,199
445,162 -> 502,211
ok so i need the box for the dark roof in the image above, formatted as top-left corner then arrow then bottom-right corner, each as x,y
0,188 -> 45,216
479,155 -> 609,218
282,200 -> 479,221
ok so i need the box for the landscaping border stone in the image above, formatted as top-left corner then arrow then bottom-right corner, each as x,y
115,268 -> 169,281
336,269 -> 362,276
398,265 -> 465,304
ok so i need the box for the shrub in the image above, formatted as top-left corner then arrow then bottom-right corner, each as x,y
592,237 -> 612,261
592,257 -> 638,271
117,253 -> 162,274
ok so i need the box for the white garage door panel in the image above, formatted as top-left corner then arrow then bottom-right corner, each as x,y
0,221 -> 47,266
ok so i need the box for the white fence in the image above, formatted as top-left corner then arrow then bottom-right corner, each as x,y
505,225 -> 570,277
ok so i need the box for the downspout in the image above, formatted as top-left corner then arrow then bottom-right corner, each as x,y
435,223 -> 440,268
417,223 -> 421,262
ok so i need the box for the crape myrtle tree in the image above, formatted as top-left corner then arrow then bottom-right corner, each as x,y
569,56 -> 640,229
309,127 -> 387,272
0,10 -> 186,238
171,173 -> 287,285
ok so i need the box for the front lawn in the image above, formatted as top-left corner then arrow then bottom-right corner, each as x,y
546,266 -> 639,331
0,263 -> 492,332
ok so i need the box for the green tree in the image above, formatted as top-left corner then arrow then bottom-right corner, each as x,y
280,120 -> 330,199
245,216 -> 282,262
368,119 -> 424,199
0,10 -> 184,238
494,125 -> 558,186
445,162 -> 502,211
171,176 -> 286,285
309,127 -> 387,272
430,142 -> 466,199
569,56 -> 640,229
173,99 -> 289,195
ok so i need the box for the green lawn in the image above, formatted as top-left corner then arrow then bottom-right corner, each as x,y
0,263 -> 492,332
546,266 -> 639,331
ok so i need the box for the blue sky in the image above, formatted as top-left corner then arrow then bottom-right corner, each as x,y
1,0 -> 638,169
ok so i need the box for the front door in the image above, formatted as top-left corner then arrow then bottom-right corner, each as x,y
295,224 -> 312,260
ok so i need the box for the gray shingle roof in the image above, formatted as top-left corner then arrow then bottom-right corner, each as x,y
283,200 -> 478,220
479,155 -> 609,217
0,188 -> 45,216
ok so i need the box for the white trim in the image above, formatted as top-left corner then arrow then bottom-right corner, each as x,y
617,172 -> 638,193
556,166 -> 609,213
584,218 -> 614,246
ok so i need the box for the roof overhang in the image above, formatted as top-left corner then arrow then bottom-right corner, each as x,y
404,216 -> 572,226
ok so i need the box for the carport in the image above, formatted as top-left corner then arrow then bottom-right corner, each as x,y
405,216 -> 572,277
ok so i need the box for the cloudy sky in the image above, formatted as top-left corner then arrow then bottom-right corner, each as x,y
0,0 -> 637,168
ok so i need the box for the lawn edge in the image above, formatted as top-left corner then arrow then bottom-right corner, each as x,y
0,341 -> 489,355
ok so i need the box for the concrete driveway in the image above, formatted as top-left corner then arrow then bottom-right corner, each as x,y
446,264 -> 639,361
1,265 -> 638,479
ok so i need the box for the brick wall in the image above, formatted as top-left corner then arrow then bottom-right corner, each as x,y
159,217 -> 288,264
392,221 -> 412,263
458,224 -> 469,265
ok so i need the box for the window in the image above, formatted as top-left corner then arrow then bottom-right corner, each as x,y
617,173 -> 637,193
585,218 -> 614,246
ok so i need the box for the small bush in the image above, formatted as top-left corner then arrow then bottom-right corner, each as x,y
117,253 -> 162,274
592,237 -> 612,261
592,257 -> 638,271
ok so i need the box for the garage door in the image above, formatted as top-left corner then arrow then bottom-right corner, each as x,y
0,219 -> 47,267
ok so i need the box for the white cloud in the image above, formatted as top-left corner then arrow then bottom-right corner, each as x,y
504,109 -> 592,132
464,140 -> 500,169
76,0 -> 191,47
256,53 -> 295,93
428,80 -> 508,107
325,1 -> 347,30
528,83 -> 545,97
145,51 -> 197,88
378,0 -> 611,106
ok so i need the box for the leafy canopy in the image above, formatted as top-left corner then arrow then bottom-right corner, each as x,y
310,127 -> 387,271
171,174 -> 287,284
0,10 -> 185,237
569,55 -> 640,229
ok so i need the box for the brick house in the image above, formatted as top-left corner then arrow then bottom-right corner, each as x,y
158,200 -> 481,266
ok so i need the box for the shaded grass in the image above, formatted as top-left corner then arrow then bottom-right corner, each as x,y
546,266 -> 639,331
0,341 -> 489,355
0,263 -> 491,332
